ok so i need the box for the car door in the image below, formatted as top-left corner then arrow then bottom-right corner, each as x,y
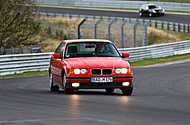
51,42 -> 65,84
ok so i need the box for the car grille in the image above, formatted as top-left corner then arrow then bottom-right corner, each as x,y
91,69 -> 112,75
91,69 -> 101,75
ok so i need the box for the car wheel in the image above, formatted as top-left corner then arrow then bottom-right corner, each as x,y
49,73 -> 59,92
105,88 -> 114,94
139,12 -> 143,17
149,13 -> 153,17
121,87 -> 133,96
62,73 -> 73,94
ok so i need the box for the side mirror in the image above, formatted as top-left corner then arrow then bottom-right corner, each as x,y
122,53 -> 130,58
53,53 -> 61,59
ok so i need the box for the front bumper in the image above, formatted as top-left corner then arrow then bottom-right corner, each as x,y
65,76 -> 133,89
152,11 -> 164,15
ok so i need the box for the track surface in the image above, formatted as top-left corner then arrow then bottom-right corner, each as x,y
39,6 -> 190,24
0,61 -> 190,125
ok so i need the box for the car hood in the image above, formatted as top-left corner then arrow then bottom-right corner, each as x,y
152,8 -> 162,10
65,57 -> 130,69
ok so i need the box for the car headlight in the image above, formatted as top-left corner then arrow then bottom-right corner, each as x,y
72,69 -> 88,74
121,68 -> 128,73
152,10 -> 156,13
80,69 -> 88,74
115,68 -> 128,74
74,69 -> 81,74
115,68 -> 122,74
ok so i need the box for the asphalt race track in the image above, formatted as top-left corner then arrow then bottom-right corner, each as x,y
0,61 -> 190,125
39,6 -> 190,24
1,6 -> 190,125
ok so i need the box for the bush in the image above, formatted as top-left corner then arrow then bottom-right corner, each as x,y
0,0 -> 41,48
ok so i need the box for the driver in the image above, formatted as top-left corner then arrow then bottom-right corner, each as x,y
95,44 -> 105,53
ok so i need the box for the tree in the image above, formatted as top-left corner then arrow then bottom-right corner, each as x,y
0,0 -> 41,48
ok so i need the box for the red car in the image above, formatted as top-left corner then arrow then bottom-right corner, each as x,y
49,39 -> 133,95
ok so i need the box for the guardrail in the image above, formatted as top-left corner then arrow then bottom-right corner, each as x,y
0,53 -> 52,76
0,45 -> 42,55
1,40 -> 190,76
121,40 -> 190,61
36,0 -> 190,12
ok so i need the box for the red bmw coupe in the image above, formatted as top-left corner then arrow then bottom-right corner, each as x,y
49,39 -> 133,95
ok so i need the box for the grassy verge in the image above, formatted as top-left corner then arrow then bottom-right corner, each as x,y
147,27 -> 190,45
0,70 -> 48,79
130,53 -> 190,66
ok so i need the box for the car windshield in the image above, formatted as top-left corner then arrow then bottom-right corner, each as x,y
149,5 -> 158,9
65,42 -> 120,58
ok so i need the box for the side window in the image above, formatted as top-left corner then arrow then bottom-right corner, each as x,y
55,42 -> 65,58
144,5 -> 147,10
142,5 -> 145,10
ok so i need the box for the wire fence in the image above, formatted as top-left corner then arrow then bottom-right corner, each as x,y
39,12 -> 190,49
0,45 -> 42,55
79,17 -> 147,48
39,12 -> 148,48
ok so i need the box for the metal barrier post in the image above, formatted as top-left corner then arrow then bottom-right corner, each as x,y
143,24 -> 148,46
11,47 -> 14,54
128,18 -> 131,23
173,23 -> 176,31
121,20 -> 128,48
161,22 -> 164,30
94,18 -> 103,39
155,21 -> 158,28
167,22 -> 170,31
30,45 -> 33,53
46,12 -> 49,17
142,19 -> 145,24
183,24 -> 186,32
108,18 -> 117,40
134,23 -> 137,47
1,47 -> 4,55
149,20 -> 152,27
0,47 -> 2,55
78,18 -> 86,39
20,46 -> 24,54
178,24 -> 181,32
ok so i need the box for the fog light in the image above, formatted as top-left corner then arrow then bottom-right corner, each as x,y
72,83 -> 80,88
122,82 -> 130,86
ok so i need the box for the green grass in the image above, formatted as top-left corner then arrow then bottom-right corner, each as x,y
0,70 -> 48,79
148,32 -> 161,45
130,53 -> 190,66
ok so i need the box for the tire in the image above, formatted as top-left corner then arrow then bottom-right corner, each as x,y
49,73 -> 59,92
105,88 -> 114,94
121,87 -> 133,96
149,13 -> 153,17
62,73 -> 73,94
139,12 -> 143,17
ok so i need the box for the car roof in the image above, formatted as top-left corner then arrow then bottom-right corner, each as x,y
145,4 -> 157,6
63,39 -> 113,44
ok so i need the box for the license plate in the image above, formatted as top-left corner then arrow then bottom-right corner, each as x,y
91,77 -> 113,83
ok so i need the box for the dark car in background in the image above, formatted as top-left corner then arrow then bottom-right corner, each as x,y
139,4 -> 165,17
